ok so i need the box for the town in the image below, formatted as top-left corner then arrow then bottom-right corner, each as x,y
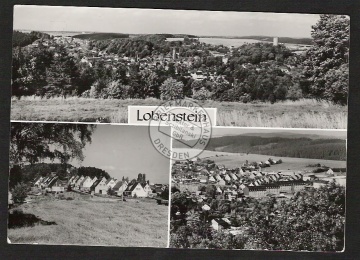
169,155 -> 346,249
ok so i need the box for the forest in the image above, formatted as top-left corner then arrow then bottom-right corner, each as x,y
204,135 -> 346,161
11,15 -> 349,105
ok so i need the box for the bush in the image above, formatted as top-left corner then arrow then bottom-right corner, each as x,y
192,87 -> 211,100
159,78 -> 184,100
11,182 -> 29,203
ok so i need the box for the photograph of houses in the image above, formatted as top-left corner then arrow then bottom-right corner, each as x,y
170,127 -> 346,251
8,122 -> 171,247
11,5 -> 348,128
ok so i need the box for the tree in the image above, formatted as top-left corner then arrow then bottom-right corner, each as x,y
302,15 -> 349,104
9,165 -> 23,189
159,78 -> 184,100
11,182 -> 29,204
10,123 -> 95,167
45,45 -> 79,98
160,188 -> 170,200
12,46 -> 52,97
247,182 -> 345,251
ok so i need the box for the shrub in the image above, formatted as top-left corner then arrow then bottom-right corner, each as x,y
11,182 -> 29,203
159,78 -> 184,100
192,87 -> 211,100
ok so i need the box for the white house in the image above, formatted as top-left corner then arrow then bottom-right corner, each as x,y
142,183 -> 152,196
326,168 -> 334,175
80,176 -> 94,192
34,177 -> 44,187
93,177 -> 108,194
74,176 -> 85,190
211,218 -> 230,231
106,178 -> 118,189
115,181 -> 129,195
124,182 -> 148,198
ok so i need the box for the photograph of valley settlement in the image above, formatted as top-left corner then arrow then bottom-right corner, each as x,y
170,128 -> 346,251
11,6 -> 348,129
8,123 -> 171,247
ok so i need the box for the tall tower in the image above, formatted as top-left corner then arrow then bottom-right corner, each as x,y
273,37 -> 279,46
172,48 -> 176,60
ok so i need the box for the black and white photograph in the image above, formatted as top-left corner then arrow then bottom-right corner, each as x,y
8,122 -> 171,247
170,127 -> 346,251
11,5 -> 348,129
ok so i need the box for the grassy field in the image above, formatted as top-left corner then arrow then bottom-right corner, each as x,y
11,97 -> 347,129
197,149 -> 346,172
8,192 -> 169,247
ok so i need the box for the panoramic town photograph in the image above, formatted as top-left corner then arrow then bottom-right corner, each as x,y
170,127 -> 346,251
8,123 -> 171,247
11,6 -> 348,128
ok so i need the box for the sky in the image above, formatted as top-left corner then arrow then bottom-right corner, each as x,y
69,124 -> 171,184
211,127 -> 347,139
13,5 -> 321,37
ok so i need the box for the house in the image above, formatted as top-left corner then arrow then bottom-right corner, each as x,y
34,176 -> 44,187
208,176 -> 216,183
313,179 -> 329,189
106,178 -> 117,189
79,176 -> 94,192
48,178 -> 67,193
202,204 -> 211,211
143,183 -> 153,195
326,168 -> 334,175
92,177 -> 108,194
124,182 -> 148,198
224,174 -> 231,182
67,176 -> 76,186
42,174 -> 57,189
211,218 -> 231,231
8,192 -> 13,207
112,181 -> 128,196
200,176 -> 208,184
74,175 -> 85,190
243,186 -> 267,198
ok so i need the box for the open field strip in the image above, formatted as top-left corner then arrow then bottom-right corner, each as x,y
11,97 -> 347,129
8,192 -> 168,247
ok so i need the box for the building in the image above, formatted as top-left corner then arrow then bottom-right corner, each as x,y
124,182 -> 148,198
112,181 -> 128,196
92,177 -> 108,194
211,218 -> 231,231
47,177 -> 66,193
273,37 -> 279,46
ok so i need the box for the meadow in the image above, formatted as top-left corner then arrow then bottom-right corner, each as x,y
8,192 -> 169,247
11,97 -> 347,129
197,149 -> 346,172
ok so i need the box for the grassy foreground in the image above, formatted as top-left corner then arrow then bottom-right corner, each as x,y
11,97 -> 347,129
8,192 -> 169,247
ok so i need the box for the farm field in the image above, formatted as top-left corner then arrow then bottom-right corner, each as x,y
11,97 -> 347,129
190,149 -> 346,172
8,192 -> 169,247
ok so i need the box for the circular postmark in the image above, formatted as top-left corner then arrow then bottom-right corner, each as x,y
148,99 -> 212,161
